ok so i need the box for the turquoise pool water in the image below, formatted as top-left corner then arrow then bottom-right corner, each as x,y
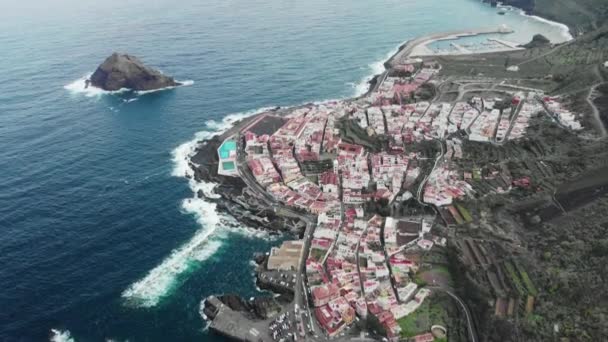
219,140 -> 237,159
222,161 -> 236,170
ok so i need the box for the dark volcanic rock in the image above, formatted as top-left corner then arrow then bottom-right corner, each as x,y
522,34 -> 551,48
253,252 -> 267,265
90,53 -> 180,91
215,294 -> 282,320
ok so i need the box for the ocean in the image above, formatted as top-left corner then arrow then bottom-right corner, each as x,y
0,0 -> 570,340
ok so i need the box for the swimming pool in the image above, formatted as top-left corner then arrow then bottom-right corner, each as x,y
222,161 -> 236,170
219,140 -> 237,159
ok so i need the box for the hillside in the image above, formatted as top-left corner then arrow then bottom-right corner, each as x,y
438,2 -> 608,340
496,0 -> 608,35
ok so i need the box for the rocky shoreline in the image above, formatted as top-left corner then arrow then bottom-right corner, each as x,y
187,35 -> 398,340
188,133 -> 307,236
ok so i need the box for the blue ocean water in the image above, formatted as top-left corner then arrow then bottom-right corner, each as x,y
0,0 -> 569,340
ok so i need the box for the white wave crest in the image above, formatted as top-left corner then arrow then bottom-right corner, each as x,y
63,74 -> 130,97
171,107 -> 274,179
353,44 -> 400,96
121,190 -> 225,307
136,79 -> 194,95
64,73 -> 194,97
506,7 -> 573,42
123,107 -> 275,308
525,14 -> 573,41
50,329 -> 75,342
204,106 -> 276,132
171,130 -> 216,178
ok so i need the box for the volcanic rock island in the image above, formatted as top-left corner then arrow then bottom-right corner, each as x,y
88,53 -> 181,91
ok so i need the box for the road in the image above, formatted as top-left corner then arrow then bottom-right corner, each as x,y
233,133 -> 320,339
294,220 -> 314,310
586,82 -> 607,137
429,287 -> 478,342
416,139 -> 445,205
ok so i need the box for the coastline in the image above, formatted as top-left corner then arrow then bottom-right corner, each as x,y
171,8 -> 580,337
506,6 -> 574,41
176,10 -> 578,272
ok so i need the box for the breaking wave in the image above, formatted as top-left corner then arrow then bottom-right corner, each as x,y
64,73 -> 194,98
352,43 -> 400,96
524,13 -> 573,41
50,329 -> 75,342
63,74 -> 129,97
136,80 -> 194,95
503,6 -> 573,42
121,195 -> 225,307
122,108 -> 273,307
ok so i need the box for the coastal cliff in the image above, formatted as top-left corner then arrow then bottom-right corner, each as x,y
90,53 -> 180,91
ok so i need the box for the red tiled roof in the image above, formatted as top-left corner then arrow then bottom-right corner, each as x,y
320,171 -> 338,185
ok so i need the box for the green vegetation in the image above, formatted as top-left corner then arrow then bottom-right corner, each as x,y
455,204 -> 473,223
434,265 -> 451,278
310,248 -> 326,262
338,119 -> 384,152
504,261 -> 527,297
472,169 -> 482,180
413,274 -> 428,287
532,0 -> 608,34
397,296 -> 448,338
418,264 -> 454,288
451,208 -> 464,225
515,263 -> 538,296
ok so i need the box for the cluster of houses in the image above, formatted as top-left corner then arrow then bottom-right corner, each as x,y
232,65 -> 586,220
508,98 -> 542,140
371,66 -> 437,106
306,207 -> 365,337
351,77 -> 583,147
306,207 -> 437,341
370,152 -> 410,203
242,105 -> 348,214
336,142 -> 370,205
423,164 -> 473,206
229,59 -> 585,208
217,59 -> 588,341
542,96 -> 583,131
468,100 -> 501,142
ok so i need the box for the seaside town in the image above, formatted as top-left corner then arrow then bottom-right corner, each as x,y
201,27 -> 589,342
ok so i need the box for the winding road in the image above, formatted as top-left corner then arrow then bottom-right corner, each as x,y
429,287 -> 478,342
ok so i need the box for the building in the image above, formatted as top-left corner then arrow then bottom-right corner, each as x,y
312,283 -> 340,307
267,240 -> 303,271
319,171 -> 339,195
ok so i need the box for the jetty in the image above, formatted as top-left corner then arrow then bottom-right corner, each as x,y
387,26 -> 516,64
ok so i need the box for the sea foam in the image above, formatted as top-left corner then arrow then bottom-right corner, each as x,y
63,74 -> 130,97
122,108 -> 271,307
525,13 -> 573,41
353,44 -> 400,96
64,73 -> 194,98
50,329 -> 75,342
507,7 -> 573,42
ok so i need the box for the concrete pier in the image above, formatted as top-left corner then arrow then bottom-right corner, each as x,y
387,26 -> 517,63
